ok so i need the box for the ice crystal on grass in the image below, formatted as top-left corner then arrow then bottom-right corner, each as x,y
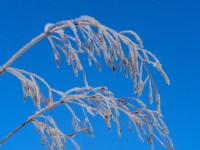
0,16 -> 173,150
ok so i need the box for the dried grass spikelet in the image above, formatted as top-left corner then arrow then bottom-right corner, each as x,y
7,67 -> 56,109
32,115 -> 80,150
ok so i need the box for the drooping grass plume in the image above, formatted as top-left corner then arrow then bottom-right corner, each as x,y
0,16 -> 173,150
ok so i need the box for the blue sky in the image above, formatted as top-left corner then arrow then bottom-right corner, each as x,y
0,0 -> 200,150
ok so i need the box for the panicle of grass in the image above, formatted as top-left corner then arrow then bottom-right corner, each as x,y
44,16 -> 169,108
32,116 -> 80,150
6,67 -> 59,108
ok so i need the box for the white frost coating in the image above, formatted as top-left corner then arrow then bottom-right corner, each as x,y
55,28 -> 65,36
44,23 -> 54,32
45,23 -> 65,37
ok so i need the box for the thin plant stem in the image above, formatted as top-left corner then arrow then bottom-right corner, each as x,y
0,32 -> 48,75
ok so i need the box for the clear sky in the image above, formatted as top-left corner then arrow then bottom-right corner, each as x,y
0,0 -> 200,150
